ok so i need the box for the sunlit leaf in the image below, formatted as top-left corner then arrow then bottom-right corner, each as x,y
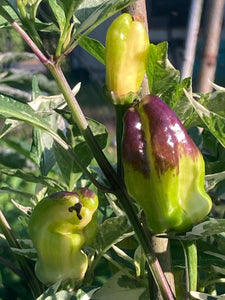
185,90 -> 225,147
74,0 -> 137,35
79,36 -> 105,64
0,94 -> 69,150
146,42 -> 193,123
190,291 -> 225,300
170,219 -> 225,240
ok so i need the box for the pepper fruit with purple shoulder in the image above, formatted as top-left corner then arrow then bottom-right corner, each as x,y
122,94 -> 212,234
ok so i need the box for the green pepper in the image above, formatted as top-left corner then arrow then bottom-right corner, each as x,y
122,94 -> 212,233
105,13 -> 149,104
29,188 -> 98,285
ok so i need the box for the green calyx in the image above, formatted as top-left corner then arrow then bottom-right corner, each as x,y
122,94 -> 212,234
105,13 -> 149,105
29,188 -> 98,285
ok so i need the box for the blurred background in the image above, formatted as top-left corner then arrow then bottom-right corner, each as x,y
1,0 -> 225,132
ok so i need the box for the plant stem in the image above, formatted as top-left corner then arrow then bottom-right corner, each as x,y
180,240 -> 198,300
123,2 -> 176,298
47,63 -> 176,300
115,105 -> 128,178
0,210 -> 44,298
1,15 -> 176,299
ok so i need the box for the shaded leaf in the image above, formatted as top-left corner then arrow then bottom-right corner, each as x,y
11,199 -> 32,215
0,168 -> 66,190
0,186 -> 33,199
53,142 -> 82,190
91,216 -> 133,254
11,247 -> 37,260
205,172 -> 225,192
54,111 -> 108,189
30,128 -> 56,176
92,271 -> 146,300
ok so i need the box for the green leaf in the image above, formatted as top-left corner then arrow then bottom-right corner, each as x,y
79,36 -> 105,64
37,287 -> 76,300
0,143 -> 27,169
0,168 -> 66,190
189,291 -> 225,300
0,94 -> 70,151
48,0 -> 66,33
146,42 -> 193,123
74,0 -> 137,35
1,137 -> 33,163
185,91 -> 225,147
54,110 -> 108,189
147,42 -> 180,97
205,171 -> 225,192
173,78 -> 194,124
53,143 -> 83,190
92,271 -> 147,300
91,216 -> 133,255
11,246 -> 37,260
204,251 -> 225,262
76,288 -> 99,300
30,128 -> 56,176
202,90 -> 225,118
29,85 -> 71,175
0,1 -> 19,27
0,186 -> 34,199
171,219 -> 225,241
32,75 -> 43,99
134,246 -> 146,277
68,0 -> 137,51
60,0 -> 84,21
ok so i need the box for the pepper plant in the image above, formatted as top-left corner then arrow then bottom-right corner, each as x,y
0,1 -> 225,300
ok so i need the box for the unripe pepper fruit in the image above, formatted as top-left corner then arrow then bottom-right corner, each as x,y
28,188 -> 98,285
122,94 -> 212,234
105,13 -> 149,105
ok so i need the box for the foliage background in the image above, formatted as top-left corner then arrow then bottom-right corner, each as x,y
0,0 -> 224,299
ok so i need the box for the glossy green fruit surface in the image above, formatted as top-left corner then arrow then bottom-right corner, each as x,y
122,94 -> 212,233
29,188 -> 98,285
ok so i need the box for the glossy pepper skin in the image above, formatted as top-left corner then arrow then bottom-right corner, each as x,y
122,94 -> 212,234
29,188 -> 98,285
105,13 -> 149,104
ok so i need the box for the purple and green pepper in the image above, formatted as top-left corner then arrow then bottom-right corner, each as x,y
29,13 -> 212,286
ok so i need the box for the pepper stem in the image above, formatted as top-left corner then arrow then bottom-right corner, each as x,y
1,14 -> 176,300
180,240 -> 198,299
115,104 -> 129,178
